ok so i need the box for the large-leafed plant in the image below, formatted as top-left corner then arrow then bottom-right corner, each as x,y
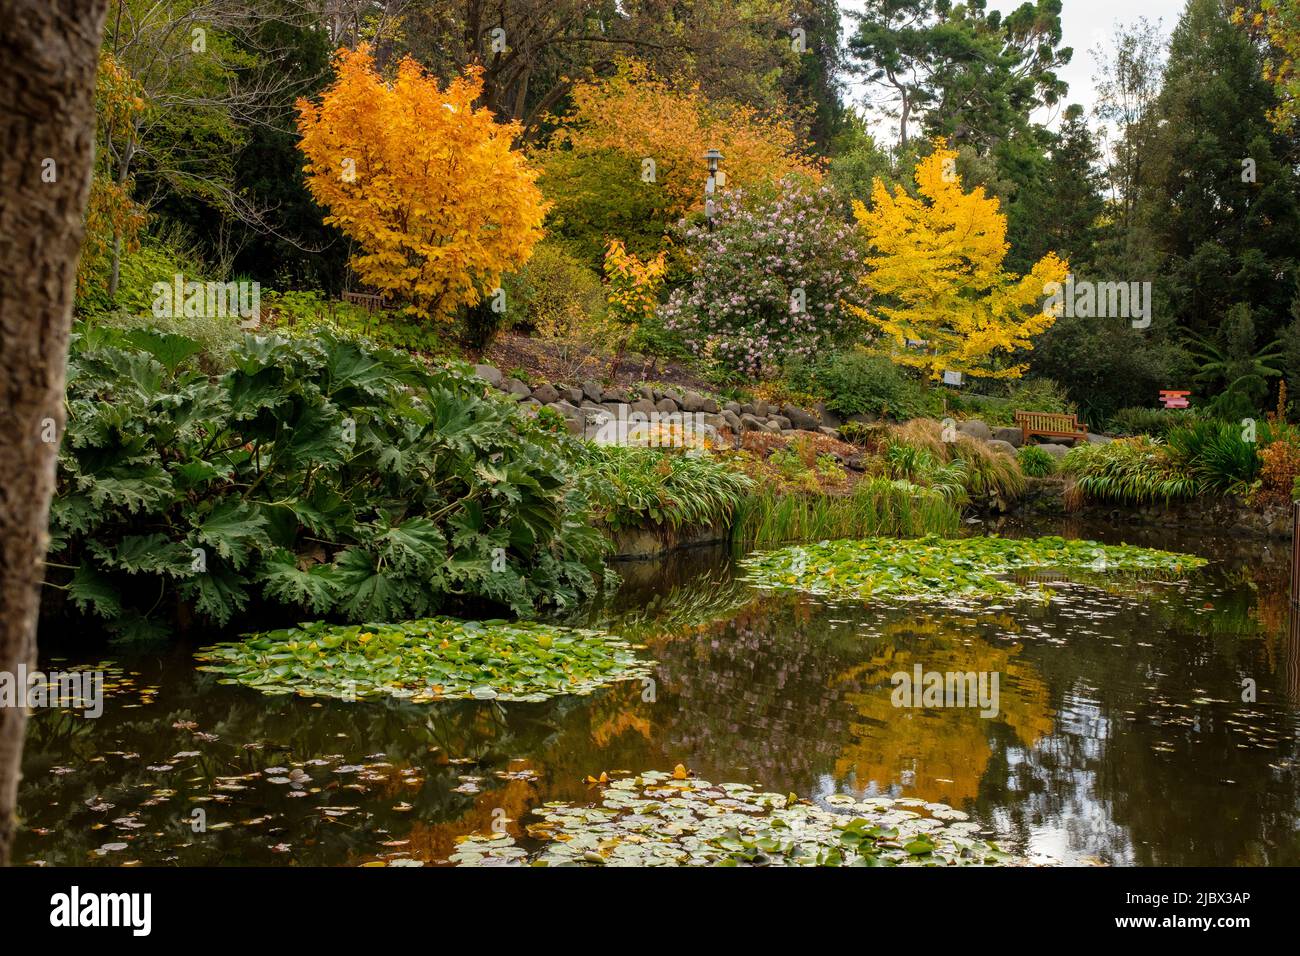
45,326 -> 606,640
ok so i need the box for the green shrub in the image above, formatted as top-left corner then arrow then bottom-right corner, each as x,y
1007,378 -> 1076,417
1166,420 -> 1261,495
46,326 -> 606,640
1108,406 -> 1198,438
786,351 -> 932,420
503,240 -> 606,339
75,226 -> 210,318
1017,446 -> 1057,477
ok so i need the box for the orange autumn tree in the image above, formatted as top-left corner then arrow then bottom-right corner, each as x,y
297,46 -> 547,320
544,60 -> 821,226
851,143 -> 1069,381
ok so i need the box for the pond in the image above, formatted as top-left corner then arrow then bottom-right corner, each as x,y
15,518 -> 1300,866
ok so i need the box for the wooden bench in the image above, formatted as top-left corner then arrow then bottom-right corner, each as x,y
1015,410 -> 1089,445
342,291 -> 387,314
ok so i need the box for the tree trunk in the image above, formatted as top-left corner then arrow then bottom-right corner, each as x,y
0,0 -> 109,866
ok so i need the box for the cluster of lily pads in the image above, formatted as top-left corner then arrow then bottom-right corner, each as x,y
739,534 -> 1206,603
450,770 -> 1018,867
196,618 -> 654,703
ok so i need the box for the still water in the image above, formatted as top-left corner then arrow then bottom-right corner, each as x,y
15,519 -> 1300,866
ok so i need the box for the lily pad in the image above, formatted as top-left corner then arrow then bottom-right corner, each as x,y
740,535 -> 1205,603
451,771 -> 1021,867
195,617 -> 655,703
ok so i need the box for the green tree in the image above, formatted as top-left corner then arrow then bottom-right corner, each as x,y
1006,104 -> 1107,274
1142,0 -> 1300,342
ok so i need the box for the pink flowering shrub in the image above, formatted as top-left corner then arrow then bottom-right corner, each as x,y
659,180 -> 866,376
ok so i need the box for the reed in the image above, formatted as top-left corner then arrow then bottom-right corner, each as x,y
730,477 -> 961,551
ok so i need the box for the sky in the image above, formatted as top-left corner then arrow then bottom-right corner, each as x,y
837,0 -> 1191,137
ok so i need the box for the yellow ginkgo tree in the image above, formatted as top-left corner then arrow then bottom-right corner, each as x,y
296,45 -> 547,321
850,143 -> 1068,380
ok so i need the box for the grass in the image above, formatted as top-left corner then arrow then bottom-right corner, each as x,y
730,477 -> 960,551
578,444 -> 753,532
888,419 -> 1026,501
1061,437 -> 1199,506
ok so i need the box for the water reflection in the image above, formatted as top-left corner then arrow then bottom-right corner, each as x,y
15,519 -> 1300,866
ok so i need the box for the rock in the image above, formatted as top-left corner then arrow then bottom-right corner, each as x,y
992,426 -> 1023,448
630,398 -> 658,417
816,403 -> 841,429
702,413 -> 727,429
739,413 -> 768,432
582,410 -> 615,441
582,381 -> 603,403
700,397 -> 719,414
503,378 -> 531,399
752,400 -> 770,418
844,455 -> 868,472
531,383 -> 560,405
819,426 -> 840,438
770,415 -> 791,431
638,385 -> 656,402
563,416 -> 584,436
740,403 -> 756,416
723,401 -> 742,415
721,410 -> 742,431
957,419 -> 992,441
782,403 -> 819,431
1087,433 -> 1113,445
473,364 -> 503,387
655,397 -> 680,414
561,386 -> 583,405
551,401 -> 582,420
681,390 -> 706,412
601,401 -> 629,418
604,385 -> 631,404
986,439 -> 1017,457
1035,442 -> 1071,460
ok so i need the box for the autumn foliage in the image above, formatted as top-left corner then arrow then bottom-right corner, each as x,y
546,60 -> 822,224
296,46 -> 547,320
851,143 -> 1069,380
78,52 -> 148,301
603,238 -> 668,332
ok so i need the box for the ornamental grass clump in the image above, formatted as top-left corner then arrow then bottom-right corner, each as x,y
1061,437 -> 1198,506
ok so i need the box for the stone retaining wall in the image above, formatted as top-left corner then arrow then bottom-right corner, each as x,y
472,363 -> 839,442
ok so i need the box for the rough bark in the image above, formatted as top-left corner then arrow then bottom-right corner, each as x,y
0,0 -> 109,865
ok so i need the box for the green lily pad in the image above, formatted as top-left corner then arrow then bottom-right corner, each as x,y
739,535 -> 1206,603
195,617 -> 655,703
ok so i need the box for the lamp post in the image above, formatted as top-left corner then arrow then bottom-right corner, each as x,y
704,148 -> 723,230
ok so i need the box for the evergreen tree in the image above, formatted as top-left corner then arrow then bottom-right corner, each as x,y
1007,104 -> 1106,274
1143,0 -> 1300,342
